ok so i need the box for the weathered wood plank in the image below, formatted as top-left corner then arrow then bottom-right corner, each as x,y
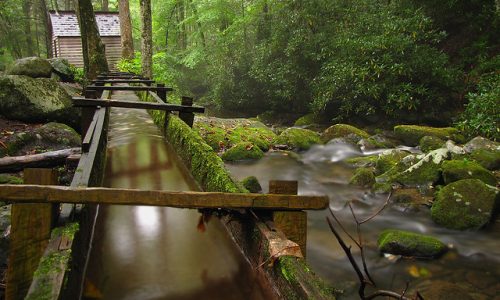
179,96 -> 195,127
0,185 -> 329,210
0,148 -> 81,173
6,169 -> 57,300
72,98 -> 205,113
86,85 -> 173,92
270,180 -> 308,257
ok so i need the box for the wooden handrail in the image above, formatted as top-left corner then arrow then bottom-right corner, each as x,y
0,184 -> 329,210
86,85 -> 173,92
72,97 -> 205,113
91,79 -> 156,84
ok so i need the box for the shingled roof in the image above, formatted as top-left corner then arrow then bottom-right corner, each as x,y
49,11 -> 121,37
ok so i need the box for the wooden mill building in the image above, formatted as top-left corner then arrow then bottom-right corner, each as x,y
49,11 -> 122,69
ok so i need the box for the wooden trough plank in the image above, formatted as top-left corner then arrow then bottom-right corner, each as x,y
81,111 -> 99,153
86,85 -> 173,92
72,98 -> 205,113
0,185 -> 329,210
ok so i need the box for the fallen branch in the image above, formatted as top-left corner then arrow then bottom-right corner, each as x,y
0,148 -> 80,172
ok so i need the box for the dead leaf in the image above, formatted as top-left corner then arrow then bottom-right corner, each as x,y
83,278 -> 103,299
245,144 -> 254,151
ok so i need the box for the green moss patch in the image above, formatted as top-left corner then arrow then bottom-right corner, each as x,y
431,179 -> 498,230
321,123 -> 369,143
378,229 -> 448,258
0,174 -> 23,184
241,176 -> 262,193
470,149 -> 500,170
442,160 -> 497,185
349,167 -> 376,187
344,155 -> 378,168
221,142 -> 264,161
394,125 -> 465,146
293,113 -> 316,126
276,128 -> 321,150
375,150 -> 411,175
419,135 -> 445,152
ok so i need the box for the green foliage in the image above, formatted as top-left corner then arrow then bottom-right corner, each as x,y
69,65 -> 85,85
456,56 -> 500,141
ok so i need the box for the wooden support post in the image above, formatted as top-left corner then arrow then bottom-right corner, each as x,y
269,180 -> 307,257
6,169 -> 58,300
81,90 -> 98,137
156,83 -> 167,102
179,96 -> 195,127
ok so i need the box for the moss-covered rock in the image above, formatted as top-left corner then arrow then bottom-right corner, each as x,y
2,122 -> 80,156
221,142 -> 264,161
378,229 -> 448,258
384,149 -> 449,186
321,124 -> 369,143
419,136 -> 445,152
469,149 -> 500,170
442,160 -> 497,185
394,125 -> 465,146
375,149 -> 411,175
431,179 -> 498,230
194,116 -> 277,152
0,174 -> 23,184
463,136 -> 500,153
241,176 -> 262,193
372,182 -> 393,193
48,58 -> 74,82
357,134 -> 398,150
391,188 -> 432,207
418,280 -> 473,300
349,167 -> 376,187
6,57 -> 52,78
0,75 -> 79,128
294,113 -> 316,126
276,128 -> 321,150
344,155 -> 378,168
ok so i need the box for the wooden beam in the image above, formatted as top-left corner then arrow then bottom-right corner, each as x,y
0,185 -> 329,210
6,169 -> 58,300
179,96 -> 195,127
72,98 -> 205,113
270,180 -> 308,257
86,85 -> 173,92
91,79 -> 156,84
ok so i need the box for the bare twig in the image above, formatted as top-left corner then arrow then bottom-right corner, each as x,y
359,191 -> 393,225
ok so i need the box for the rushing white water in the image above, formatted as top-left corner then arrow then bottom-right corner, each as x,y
226,145 -> 500,299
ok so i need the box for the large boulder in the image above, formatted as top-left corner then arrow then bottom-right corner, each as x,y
357,134 -> 398,150
221,142 -> 264,161
442,160 -> 497,185
377,229 -> 448,258
469,149 -> 500,170
463,136 -> 500,153
6,57 -> 52,78
0,75 -> 79,128
2,122 -> 80,157
375,149 -> 411,175
419,136 -> 445,152
194,116 -> 277,152
394,125 -> 465,146
431,179 -> 498,230
48,58 -> 74,82
321,124 -> 369,143
276,128 -> 321,150
241,176 -> 262,193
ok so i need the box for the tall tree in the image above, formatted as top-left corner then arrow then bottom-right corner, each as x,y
22,0 -> 34,56
75,0 -> 109,79
102,0 -> 109,11
37,0 -> 52,57
140,0 -> 152,78
118,0 -> 134,59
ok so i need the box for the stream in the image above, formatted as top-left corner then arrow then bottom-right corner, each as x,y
226,142 -> 500,299
84,94 -> 273,300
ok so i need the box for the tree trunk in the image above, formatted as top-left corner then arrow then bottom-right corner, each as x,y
64,0 -> 71,10
177,0 -> 187,50
189,0 -> 205,48
0,148 -> 80,172
75,0 -> 109,80
118,0 -> 134,59
140,0 -> 153,78
102,0 -> 109,11
23,0 -> 34,56
37,0 -> 52,58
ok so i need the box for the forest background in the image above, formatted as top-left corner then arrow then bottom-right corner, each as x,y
0,0 -> 498,140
